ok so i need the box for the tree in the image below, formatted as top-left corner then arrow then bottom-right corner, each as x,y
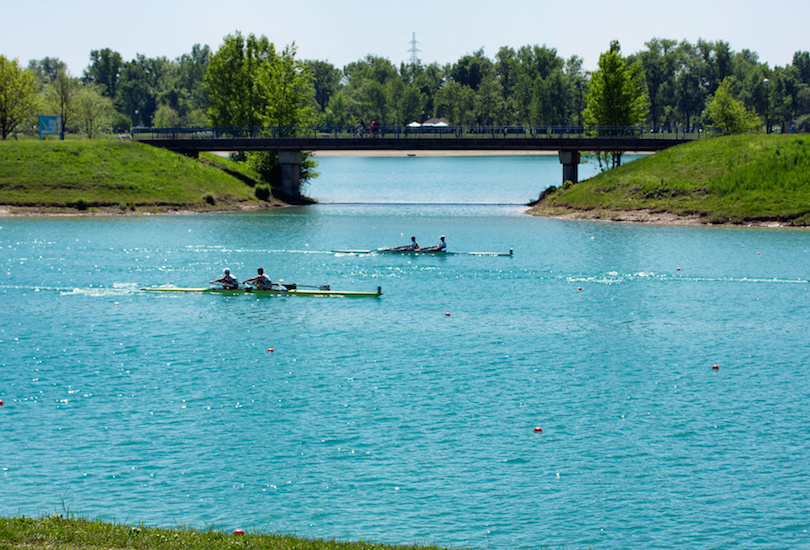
0,56 -> 39,139
637,38 -> 678,129
75,84 -> 115,138
582,41 -> 649,167
708,77 -> 761,134
205,32 -> 276,127
305,59 -> 341,114
42,69 -> 76,138
83,48 -> 123,98
28,57 -> 67,89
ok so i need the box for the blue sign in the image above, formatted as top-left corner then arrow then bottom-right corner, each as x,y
39,115 -> 62,140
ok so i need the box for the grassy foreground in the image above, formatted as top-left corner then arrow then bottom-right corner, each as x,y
0,516 -> 462,550
529,133 -> 810,226
0,140 -> 282,214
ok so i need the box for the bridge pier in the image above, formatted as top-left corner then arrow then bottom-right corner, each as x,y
279,151 -> 302,198
559,150 -> 580,184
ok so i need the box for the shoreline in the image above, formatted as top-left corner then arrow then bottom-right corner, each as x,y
1,203 -> 800,228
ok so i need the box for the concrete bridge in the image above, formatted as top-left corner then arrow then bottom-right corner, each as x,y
132,125 -> 702,198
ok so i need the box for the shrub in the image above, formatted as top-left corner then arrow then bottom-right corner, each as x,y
202,192 -> 216,205
74,198 -> 89,211
254,184 -> 271,201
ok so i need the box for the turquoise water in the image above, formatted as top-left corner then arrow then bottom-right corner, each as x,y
1,156 -> 809,549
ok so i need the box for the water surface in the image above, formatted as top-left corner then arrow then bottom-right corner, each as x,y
1,155 -> 808,549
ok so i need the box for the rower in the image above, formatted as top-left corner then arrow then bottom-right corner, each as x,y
394,236 -> 419,251
425,235 -> 446,252
242,267 -> 273,290
211,268 -> 239,289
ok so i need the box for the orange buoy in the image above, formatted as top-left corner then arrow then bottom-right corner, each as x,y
233,529 -> 245,536
534,427 -> 543,432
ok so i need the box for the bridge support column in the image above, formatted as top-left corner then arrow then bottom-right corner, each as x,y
559,150 -> 580,184
278,151 -> 302,198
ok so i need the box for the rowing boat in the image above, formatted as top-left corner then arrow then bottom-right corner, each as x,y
142,286 -> 382,297
332,248 -> 513,257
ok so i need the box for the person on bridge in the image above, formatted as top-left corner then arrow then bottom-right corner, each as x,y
242,267 -> 274,290
425,235 -> 446,252
211,268 -> 239,289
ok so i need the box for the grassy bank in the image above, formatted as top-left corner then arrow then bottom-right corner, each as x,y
0,140 -> 282,214
529,134 -> 810,226
0,516 -> 461,550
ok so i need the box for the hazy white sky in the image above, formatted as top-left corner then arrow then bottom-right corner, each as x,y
2,0 -> 807,75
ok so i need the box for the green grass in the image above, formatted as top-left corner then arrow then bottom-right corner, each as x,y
0,141 -> 281,213
530,134 -> 810,225
0,516 -> 465,550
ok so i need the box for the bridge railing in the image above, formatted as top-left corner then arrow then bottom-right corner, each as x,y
131,125 -> 720,141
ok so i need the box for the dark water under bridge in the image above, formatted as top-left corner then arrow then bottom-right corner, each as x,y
133,125 -> 705,198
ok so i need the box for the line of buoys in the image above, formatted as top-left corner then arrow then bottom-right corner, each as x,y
233,529 -> 245,536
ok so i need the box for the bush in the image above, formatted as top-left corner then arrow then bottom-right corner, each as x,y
202,192 -> 216,205
74,198 -> 89,211
254,184 -> 271,201
563,180 -> 574,189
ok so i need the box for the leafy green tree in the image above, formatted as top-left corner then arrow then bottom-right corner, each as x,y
0,55 -> 39,139
672,40 -> 706,130
75,84 -> 115,138
28,57 -> 67,89
259,44 -> 314,128
153,104 -> 182,127
42,69 -> 76,137
637,38 -> 678,129
83,48 -> 124,98
708,77 -> 761,134
115,54 -> 171,126
305,59 -> 341,114
584,41 -> 649,128
322,90 -> 353,127
205,32 -> 275,127
583,41 -> 649,167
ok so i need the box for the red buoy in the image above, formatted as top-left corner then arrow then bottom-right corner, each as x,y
267,348 -> 274,353
233,529 -> 245,536
534,427 -> 543,432
445,312 -> 450,316
0,399 -> 3,406
712,364 -> 719,370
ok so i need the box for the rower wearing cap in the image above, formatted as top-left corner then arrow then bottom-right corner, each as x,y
211,268 -> 239,289
242,267 -> 274,290
426,235 -> 446,252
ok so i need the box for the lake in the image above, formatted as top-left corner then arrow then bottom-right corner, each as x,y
1,154 -> 808,549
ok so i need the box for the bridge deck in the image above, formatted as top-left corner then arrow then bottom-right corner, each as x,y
133,125 -> 702,153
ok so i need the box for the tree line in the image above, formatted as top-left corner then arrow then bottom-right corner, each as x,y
2,34 -> 809,139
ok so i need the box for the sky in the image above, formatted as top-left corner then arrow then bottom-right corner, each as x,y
2,0 -> 808,76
